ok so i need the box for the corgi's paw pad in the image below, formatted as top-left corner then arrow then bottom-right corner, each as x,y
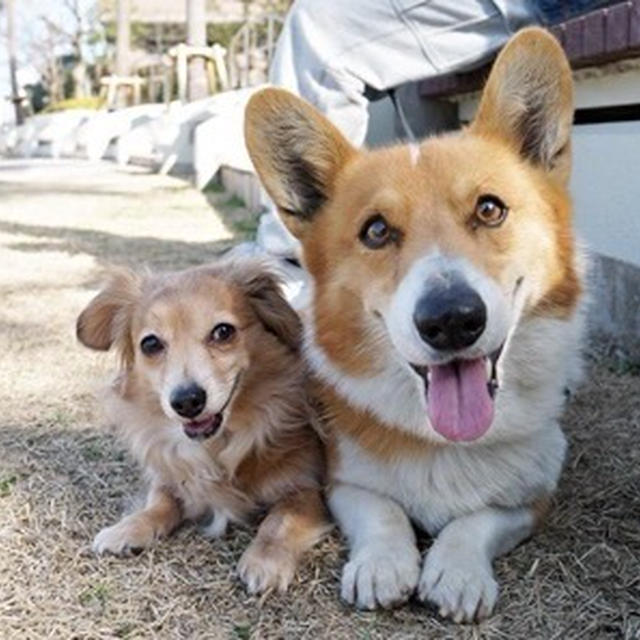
341,543 -> 420,610
238,542 -> 296,595
92,518 -> 155,555
419,546 -> 498,623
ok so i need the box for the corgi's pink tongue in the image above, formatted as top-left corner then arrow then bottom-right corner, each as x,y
427,358 -> 494,442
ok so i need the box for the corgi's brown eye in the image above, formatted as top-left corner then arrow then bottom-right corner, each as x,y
474,195 -> 508,227
360,215 -> 395,249
140,334 -> 164,356
210,323 -> 236,344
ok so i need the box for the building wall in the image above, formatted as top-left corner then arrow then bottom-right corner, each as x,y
572,120 -> 640,268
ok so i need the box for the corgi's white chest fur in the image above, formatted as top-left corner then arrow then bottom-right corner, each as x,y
333,425 -> 566,535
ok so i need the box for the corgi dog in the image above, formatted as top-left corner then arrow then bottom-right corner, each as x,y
244,28 -> 584,621
77,258 -> 329,594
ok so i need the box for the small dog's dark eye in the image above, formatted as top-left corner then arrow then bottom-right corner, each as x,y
140,334 -> 164,356
359,215 -> 395,249
474,195 -> 508,228
210,323 -> 236,344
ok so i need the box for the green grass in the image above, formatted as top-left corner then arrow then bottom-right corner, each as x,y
79,583 -> 110,608
49,409 -> 70,427
202,178 -> 226,194
224,194 -> 246,209
0,474 -> 17,497
114,622 -> 137,638
43,96 -> 105,113
607,357 -> 640,376
233,623 -> 252,640
83,442 -> 104,461
232,217 -> 260,236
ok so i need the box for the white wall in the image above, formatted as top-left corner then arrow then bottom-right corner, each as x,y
571,121 -> 640,267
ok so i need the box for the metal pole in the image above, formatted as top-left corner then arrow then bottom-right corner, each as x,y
6,0 -> 24,124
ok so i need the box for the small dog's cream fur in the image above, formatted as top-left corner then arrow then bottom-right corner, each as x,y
77,258 -> 329,594
245,28 -> 584,620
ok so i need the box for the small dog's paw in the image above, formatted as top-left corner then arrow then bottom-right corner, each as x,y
237,541 -> 297,595
92,517 -> 155,555
341,542 -> 420,610
201,510 -> 229,539
419,545 -> 498,623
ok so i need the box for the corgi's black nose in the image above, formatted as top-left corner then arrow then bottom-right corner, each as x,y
413,280 -> 487,351
170,384 -> 207,419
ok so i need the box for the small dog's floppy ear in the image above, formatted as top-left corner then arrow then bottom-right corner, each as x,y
76,268 -> 143,357
244,88 -> 356,239
471,27 -> 573,182
233,261 -> 302,351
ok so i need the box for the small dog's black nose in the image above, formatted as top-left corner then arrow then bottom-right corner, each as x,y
413,280 -> 487,351
170,384 -> 207,419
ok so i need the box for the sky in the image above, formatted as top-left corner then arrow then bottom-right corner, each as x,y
0,0 -> 97,122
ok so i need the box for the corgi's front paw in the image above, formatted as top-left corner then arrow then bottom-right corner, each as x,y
237,541 -> 297,594
92,516 -> 156,555
419,543 -> 498,623
341,542 -> 420,610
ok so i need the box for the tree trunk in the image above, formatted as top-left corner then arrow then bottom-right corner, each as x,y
72,37 -> 87,99
72,61 -> 88,98
49,59 -> 63,104
6,0 -> 24,124
116,0 -> 131,77
186,0 -> 208,101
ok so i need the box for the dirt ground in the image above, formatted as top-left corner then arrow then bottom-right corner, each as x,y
0,159 -> 638,640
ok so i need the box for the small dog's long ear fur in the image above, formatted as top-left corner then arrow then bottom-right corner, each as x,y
244,88 -> 355,238
471,27 -> 573,182
232,261 -> 302,351
76,268 -> 143,360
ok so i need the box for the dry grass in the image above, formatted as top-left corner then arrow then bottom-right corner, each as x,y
0,159 -> 639,639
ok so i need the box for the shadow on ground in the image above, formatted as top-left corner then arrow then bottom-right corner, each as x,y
0,220 -> 234,273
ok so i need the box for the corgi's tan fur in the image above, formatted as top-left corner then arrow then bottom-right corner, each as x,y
77,258 -> 329,594
245,28 -> 583,620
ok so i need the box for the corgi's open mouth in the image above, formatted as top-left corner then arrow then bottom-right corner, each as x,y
410,346 -> 503,443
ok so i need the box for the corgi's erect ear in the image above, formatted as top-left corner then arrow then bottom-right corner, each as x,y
244,88 -> 355,238
76,268 -> 143,358
471,27 -> 574,181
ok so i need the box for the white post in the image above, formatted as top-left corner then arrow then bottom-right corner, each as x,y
115,0 -> 131,76
186,0 -> 208,101
176,44 -> 188,103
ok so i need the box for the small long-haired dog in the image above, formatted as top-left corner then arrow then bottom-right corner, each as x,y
77,258 -> 329,594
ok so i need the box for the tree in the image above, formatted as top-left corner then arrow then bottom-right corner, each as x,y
36,0 -> 102,99
4,0 -> 25,123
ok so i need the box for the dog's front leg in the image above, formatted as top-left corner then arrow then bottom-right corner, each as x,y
92,485 -> 182,555
237,488 -> 330,594
419,505 -> 538,622
329,482 -> 420,610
